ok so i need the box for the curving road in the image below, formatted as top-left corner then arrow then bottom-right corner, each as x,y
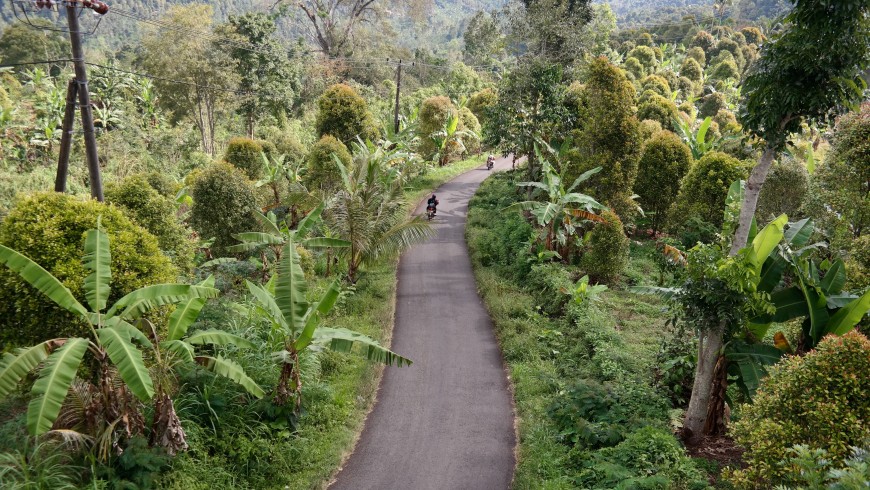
329,156 -> 516,490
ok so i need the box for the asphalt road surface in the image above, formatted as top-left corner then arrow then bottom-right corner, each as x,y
329,156 -> 516,490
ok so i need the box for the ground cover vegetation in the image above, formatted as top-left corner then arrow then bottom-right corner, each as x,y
0,0 -> 869,487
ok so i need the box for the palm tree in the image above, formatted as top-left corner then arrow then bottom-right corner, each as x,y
245,241 -> 411,410
0,219 -> 220,438
505,148 -> 607,253
327,141 -> 434,283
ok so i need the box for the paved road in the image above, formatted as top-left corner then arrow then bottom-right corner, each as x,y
329,156 -> 516,490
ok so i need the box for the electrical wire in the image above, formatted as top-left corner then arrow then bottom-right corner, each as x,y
0,59 -> 75,68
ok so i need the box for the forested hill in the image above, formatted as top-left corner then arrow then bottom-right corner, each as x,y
606,0 -> 791,26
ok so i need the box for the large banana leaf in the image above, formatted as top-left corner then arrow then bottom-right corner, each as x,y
820,259 -> 846,295
27,338 -> 88,435
800,278 -> 831,346
0,341 -> 55,397
294,280 -> 341,352
295,202 -> 325,239
160,340 -> 194,363
187,330 -> 256,349
167,276 -> 215,342
275,242 -> 309,332
748,214 -> 787,274
253,210 -> 281,235
195,356 -> 265,398
784,218 -> 814,247
0,244 -> 87,318
82,226 -> 111,313
245,280 -> 289,330
96,327 -> 154,402
106,284 -> 219,320
827,290 -> 870,336
567,166 -> 602,192
102,317 -> 153,349
315,327 -> 412,367
726,342 -> 782,398
228,232 -> 285,253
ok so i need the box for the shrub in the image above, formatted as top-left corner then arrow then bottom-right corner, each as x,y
698,92 -> 727,118
467,87 -> 498,124
756,157 -> 809,223
143,171 -> 178,198
582,210 -> 629,284
634,131 -> 692,233
680,57 -> 703,82
637,94 -> 679,130
713,38 -> 740,59
686,46 -> 706,66
627,46 -> 657,70
0,192 -> 176,347
845,234 -> 870,291
106,174 -> 195,271
669,151 -> 750,229
623,57 -> 645,80
640,75 -> 671,99
258,127 -> 307,166
690,31 -> 715,54
727,332 -> 870,488
458,106 -> 481,154
709,59 -> 740,81
189,163 -> 259,256
315,83 -> 379,146
638,119 -> 663,143
305,135 -> 352,191
418,95 -> 456,158
224,137 -> 264,180
740,27 -> 764,45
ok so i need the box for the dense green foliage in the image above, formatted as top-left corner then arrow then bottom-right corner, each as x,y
315,84 -> 379,146
582,210 -> 629,284
755,157 -> 809,223
224,137 -> 265,180
105,174 -> 196,271
669,151 -> 749,230
634,130 -> 693,232
305,135 -> 352,191
189,163 -> 259,255
0,192 -> 176,347
728,332 -> 870,487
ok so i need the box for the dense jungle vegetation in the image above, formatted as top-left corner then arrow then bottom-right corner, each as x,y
0,0 -> 868,488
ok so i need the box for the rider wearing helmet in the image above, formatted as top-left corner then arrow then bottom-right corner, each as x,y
427,194 -> 439,216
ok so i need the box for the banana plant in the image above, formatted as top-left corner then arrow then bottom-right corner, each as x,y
140,275 -> 263,455
0,219 -> 219,436
245,240 -> 411,410
504,146 -> 606,252
673,116 -> 732,160
430,111 -> 478,167
229,201 -> 350,267
748,217 -> 870,352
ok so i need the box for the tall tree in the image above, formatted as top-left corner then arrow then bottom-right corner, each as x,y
508,0 -> 593,64
0,20 -> 66,68
281,0 -> 380,57
139,5 -> 239,155
463,11 -> 505,66
681,0 -> 870,442
225,13 -> 302,138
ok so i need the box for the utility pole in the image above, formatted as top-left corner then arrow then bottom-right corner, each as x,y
393,60 -> 402,134
37,0 -> 109,200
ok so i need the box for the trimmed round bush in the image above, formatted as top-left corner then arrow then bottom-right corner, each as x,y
680,57 -> 703,82
638,119 -> 663,143
305,135 -> 352,191
713,38 -> 740,59
727,332 -> 870,488
756,157 -> 809,223
640,75 -> 671,99
106,174 -> 195,272
669,151 -> 750,229
627,46 -> 657,70
315,83 -> 379,146
458,106 -> 481,154
709,59 -> 740,81
258,126 -> 306,166
224,137 -> 264,180
467,87 -> 497,124
741,27 -> 764,45
0,192 -> 177,347
623,57 -> 645,80
582,210 -> 629,284
189,163 -> 259,256
638,94 -> 679,130
418,95 -> 456,159
686,46 -> 706,66
635,130 -> 692,232
699,92 -> 727,119
690,30 -> 715,54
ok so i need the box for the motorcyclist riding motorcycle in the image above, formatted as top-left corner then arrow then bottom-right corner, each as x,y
427,194 -> 439,217
486,154 -> 495,170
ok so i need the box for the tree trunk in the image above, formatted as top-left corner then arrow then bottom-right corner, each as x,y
683,322 -> 725,444
702,355 -> 729,436
729,146 -> 777,255
149,392 -> 188,455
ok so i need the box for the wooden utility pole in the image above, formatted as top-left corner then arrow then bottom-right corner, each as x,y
55,78 -> 78,192
393,60 -> 402,134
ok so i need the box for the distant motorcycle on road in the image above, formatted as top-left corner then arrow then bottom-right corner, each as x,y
486,154 -> 495,170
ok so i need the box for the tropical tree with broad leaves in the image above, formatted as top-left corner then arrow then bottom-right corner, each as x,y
0,219 -> 226,440
245,240 -> 411,410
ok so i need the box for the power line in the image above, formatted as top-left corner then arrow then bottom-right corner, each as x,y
0,58 -> 75,68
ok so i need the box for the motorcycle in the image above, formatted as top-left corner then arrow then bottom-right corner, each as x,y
486,157 -> 494,170
426,205 -> 436,221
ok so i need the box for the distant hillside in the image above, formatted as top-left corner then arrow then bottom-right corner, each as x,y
604,0 -> 791,26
